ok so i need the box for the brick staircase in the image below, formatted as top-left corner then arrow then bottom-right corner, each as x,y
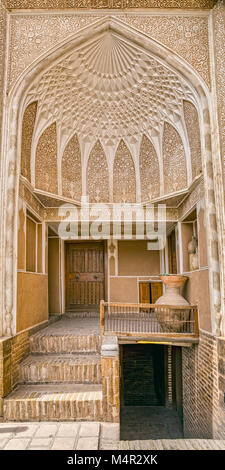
4,317 -> 103,422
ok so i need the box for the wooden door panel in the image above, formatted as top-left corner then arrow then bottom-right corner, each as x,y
151,282 -> 163,303
66,243 -> 105,310
139,282 -> 163,304
139,282 -> 150,304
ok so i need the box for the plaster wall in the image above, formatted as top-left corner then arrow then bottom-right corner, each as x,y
118,241 -> 160,276
48,238 -> 61,315
17,272 -> 48,332
182,269 -> 211,331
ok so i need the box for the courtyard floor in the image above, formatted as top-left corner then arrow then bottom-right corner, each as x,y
0,421 -> 225,450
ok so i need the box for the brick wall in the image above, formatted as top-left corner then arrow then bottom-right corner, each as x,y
182,330 -> 225,439
0,318 -> 58,418
120,344 -> 165,406
101,336 -> 120,423
216,337 -> 225,438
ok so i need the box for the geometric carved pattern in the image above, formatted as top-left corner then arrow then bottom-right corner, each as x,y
113,140 -> 136,203
213,2 -> 225,180
21,101 -> 37,182
139,135 -> 160,201
35,122 -> 58,194
87,140 -> 109,203
163,122 -> 187,194
4,1 -> 217,10
183,100 -> 202,180
17,25 -> 197,203
29,30 -> 190,152
8,14 -> 210,89
61,134 -> 82,200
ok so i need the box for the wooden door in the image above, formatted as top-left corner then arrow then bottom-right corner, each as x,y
139,282 -> 163,304
139,282 -> 150,303
66,243 -> 105,311
151,282 -> 163,303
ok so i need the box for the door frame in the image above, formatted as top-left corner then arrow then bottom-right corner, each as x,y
64,240 -> 108,311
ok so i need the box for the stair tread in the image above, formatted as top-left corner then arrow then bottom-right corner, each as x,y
21,353 -> 101,366
5,383 -> 102,401
30,317 -> 100,338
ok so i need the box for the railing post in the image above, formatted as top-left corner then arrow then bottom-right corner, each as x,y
100,300 -> 105,336
194,307 -> 199,336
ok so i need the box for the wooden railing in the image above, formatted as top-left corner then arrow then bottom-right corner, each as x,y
100,301 -> 199,338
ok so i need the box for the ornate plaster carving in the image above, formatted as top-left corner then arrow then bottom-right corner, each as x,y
163,122 -> 187,194
212,1 -> 225,177
24,27 -> 195,203
183,100 -> 202,180
113,140 -> 136,203
19,180 -> 44,218
35,122 -> 58,194
87,140 -> 110,203
21,101 -> 37,182
1,16 -> 223,336
120,14 -> 210,87
8,13 -> 210,89
61,134 -> 82,200
4,0 -> 217,10
139,134 -> 160,201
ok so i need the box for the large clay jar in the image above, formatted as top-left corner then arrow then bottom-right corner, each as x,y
155,275 -> 190,333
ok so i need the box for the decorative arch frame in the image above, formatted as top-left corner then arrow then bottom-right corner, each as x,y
0,16 -> 224,336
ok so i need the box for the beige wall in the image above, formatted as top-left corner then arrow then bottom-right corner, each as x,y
118,241 -> 160,276
17,206 -> 26,270
48,238 -> 61,314
17,272 -> 48,332
181,223 -> 194,273
110,277 -> 138,303
182,269 -> 211,332
198,205 -> 208,268
109,241 -> 161,303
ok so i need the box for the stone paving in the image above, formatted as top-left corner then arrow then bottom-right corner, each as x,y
0,421 -> 225,450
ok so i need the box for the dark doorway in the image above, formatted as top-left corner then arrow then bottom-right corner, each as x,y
121,344 -> 165,406
120,344 -> 184,440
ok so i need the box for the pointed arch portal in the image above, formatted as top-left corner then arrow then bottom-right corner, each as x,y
0,16 -> 224,336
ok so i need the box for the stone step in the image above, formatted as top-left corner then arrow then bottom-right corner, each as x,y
30,332 -> 101,354
66,311 -> 99,318
4,384 -> 103,422
19,354 -> 101,384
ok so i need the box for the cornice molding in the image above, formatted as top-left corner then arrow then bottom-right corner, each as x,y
3,0 -> 217,12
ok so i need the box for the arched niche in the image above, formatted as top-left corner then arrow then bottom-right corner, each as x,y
183,100 -> 202,180
113,140 -> 136,203
163,122 -> 187,194
1,16 -> 223,337
21,101 -> 38,182
87,140 -> 110,203
35,122 -> 58,194
139,135 -> 160,201
61,134 -> 82,200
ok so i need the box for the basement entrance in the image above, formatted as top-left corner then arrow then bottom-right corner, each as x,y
120,344 -> 184,440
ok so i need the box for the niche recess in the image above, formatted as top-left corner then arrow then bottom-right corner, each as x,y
181,208 -> 198,273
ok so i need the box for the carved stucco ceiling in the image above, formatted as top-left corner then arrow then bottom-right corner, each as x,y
27,29 -> 194,162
